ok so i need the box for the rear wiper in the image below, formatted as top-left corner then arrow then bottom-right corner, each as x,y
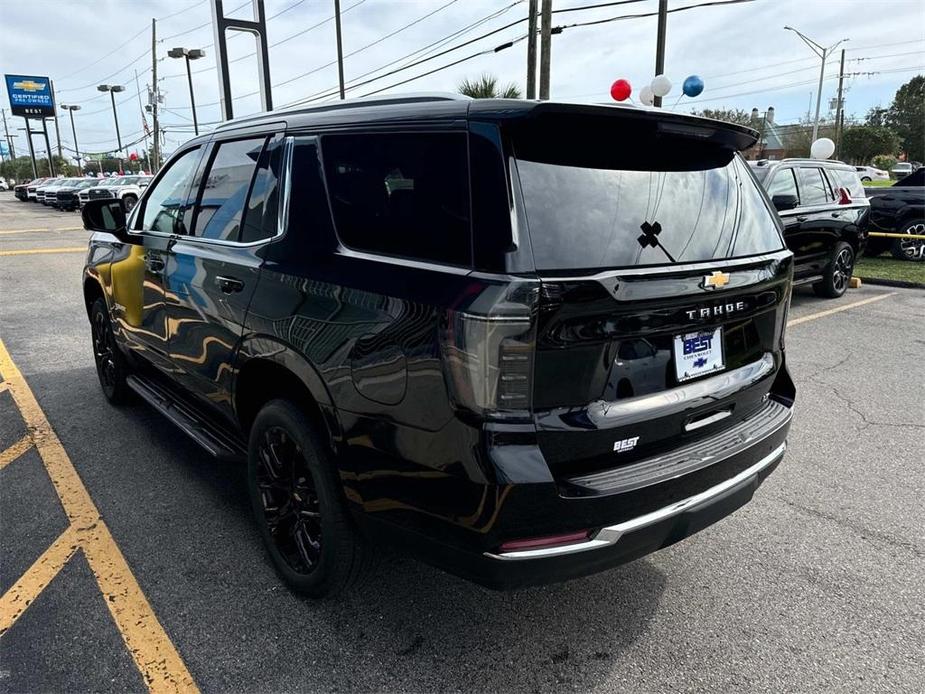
638,221 -> 677,263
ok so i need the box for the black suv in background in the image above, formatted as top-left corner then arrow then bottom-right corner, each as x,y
82,97 -> 795,596
864,167 -> 924,261
750,158 -> 869,298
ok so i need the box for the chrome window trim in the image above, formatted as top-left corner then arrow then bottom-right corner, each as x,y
484,441 -> 787,561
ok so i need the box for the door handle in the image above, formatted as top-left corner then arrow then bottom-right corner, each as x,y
216,275 -> 245,294
796,216 -> 808,222
143,253 -> 165,272
831,212 -> 841,218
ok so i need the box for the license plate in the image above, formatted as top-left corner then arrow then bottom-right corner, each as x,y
674,327 -> 725,382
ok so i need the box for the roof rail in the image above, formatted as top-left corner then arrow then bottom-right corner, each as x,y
215,92 -> 471,130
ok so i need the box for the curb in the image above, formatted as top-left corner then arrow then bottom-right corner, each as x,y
856,276 -> 925,290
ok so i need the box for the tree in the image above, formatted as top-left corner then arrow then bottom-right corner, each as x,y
886,75 -> 924,161
780,117 -> 837,158
0,154 -> 70,182
690,108 -> 755,127
839,125 -> 900,164
865,106 -> 889,127
458,74 -> 521,99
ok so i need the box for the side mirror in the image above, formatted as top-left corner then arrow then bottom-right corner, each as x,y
82,198 -> 128,238
772,194 -> 798,211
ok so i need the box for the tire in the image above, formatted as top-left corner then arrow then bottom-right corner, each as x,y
889,220 -> 925,262
813,241 -> 855,298
247,399 -> 370,598
122,194 -> 138,212
861,176 -> 871,182
90,297 -> 132,404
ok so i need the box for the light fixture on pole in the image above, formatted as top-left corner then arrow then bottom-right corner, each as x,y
168,47 -> 205,135
783,26 -> 848,142
60,104 -> 82,172
97,84 -> 126,155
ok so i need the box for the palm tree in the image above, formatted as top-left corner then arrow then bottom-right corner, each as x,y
458,73 -> 522,99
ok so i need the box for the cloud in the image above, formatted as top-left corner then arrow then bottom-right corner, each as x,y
1,0 -> 922,157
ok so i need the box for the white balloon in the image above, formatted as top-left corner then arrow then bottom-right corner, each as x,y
639,86 -> 655,106
810,137 -> 836,160
651,74 -> 673,97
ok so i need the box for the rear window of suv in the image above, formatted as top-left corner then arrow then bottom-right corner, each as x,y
827,167 -> 865,198
514,147 -> 783,271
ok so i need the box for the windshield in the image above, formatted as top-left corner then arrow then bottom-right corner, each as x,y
515,154 -> 784,271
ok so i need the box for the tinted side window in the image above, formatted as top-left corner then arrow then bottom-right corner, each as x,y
192,137 -> 267,241
320,132 -> 471,266
139,147 -> 201,234
796,167 -> 831,206
828,168 -> 864,198
766,169 -> 798,199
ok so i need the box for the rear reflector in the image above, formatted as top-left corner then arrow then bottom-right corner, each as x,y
499,530 -> 590,552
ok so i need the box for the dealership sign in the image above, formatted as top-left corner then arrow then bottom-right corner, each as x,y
4,74 -> 55,118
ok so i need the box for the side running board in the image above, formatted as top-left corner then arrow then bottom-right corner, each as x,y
126,375 -> 247,462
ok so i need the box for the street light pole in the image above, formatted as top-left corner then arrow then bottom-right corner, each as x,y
783,26 -> 848,142
168,47 -> 205,135
61,105 -> 82,172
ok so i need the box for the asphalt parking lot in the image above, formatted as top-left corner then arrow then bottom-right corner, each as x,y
1,192 -> 923,693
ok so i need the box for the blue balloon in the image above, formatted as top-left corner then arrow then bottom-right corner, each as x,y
683,75 -> 704,98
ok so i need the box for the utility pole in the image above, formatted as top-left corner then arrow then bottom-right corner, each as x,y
653,0 -> 668,107
23,126 -> 38,178
784,26 -> 847,142
50,79 -> 63,160
151,17 -> 160,173
834,48 -> 846,159
334,0 -> 346,99
526,0 -> 538,99
1,108 -> 14,158
135,69 -> 151,172
538,0 -> 552,100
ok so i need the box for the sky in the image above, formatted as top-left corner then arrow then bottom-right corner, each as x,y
1,0 -> 923,161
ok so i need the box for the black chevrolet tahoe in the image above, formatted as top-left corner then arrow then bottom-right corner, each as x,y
750,158 -> 869,298
82,96 -> 796,596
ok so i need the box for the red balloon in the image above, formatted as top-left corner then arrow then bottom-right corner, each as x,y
610,79 -> 632,102
129,152 -> 138,161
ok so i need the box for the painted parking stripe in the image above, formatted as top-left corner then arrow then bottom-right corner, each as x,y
0,338 -> 198,693
787,292 -> 896,327
0,435 -> 33,471
0,247 -> 86,256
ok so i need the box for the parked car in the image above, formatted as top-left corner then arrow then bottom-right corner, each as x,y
26,177 -> 50,201
36,178 -> 70,205
891,162 -> 915,179
865,167 -> 925,261
855,165 -> 889,182
78,174 -> 151,211
81,96 -> 795,596
0,179 -> 9,191
14,182 -> 31,200
55,178 -> 100,211
750,158 -> 869,297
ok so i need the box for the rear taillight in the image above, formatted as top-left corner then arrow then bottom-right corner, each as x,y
441,280 -> 539,420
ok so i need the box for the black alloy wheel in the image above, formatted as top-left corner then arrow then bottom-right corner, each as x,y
255,425 -> 323,575
90,298 -> 131,403
247,400 -> 371,597
814,242 -> 854,298
890,221 -> 925,262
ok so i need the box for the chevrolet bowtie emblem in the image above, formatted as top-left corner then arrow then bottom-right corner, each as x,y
702,271 -> 730,290
13,80 -> 46,92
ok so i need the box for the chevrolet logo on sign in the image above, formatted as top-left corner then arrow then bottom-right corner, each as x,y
12,80 -> 46,92
701,271 -> 730,290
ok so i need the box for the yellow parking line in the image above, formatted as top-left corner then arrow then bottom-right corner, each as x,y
0,435 -> 34,471
0,338 -> 198,693
788,292 -> 896,327
0,247 -> 85,257
0,525 -> 81,634
0,226 -> 83,235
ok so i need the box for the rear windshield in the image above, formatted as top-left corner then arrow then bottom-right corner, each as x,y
515,152 -> 783,271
